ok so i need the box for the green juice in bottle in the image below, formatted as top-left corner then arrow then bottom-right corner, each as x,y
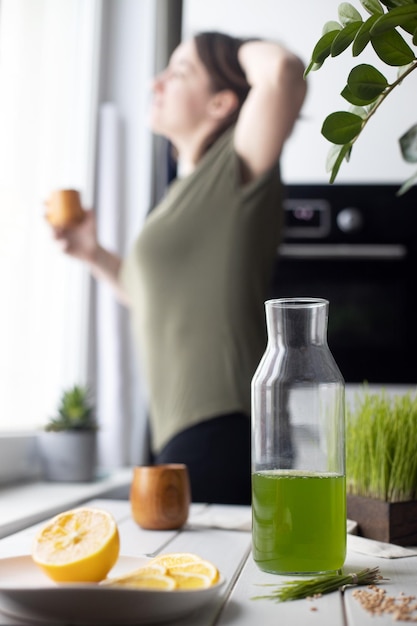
252,470 -> 346,574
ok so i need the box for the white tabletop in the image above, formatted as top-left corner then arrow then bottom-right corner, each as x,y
1,498 -> 416,625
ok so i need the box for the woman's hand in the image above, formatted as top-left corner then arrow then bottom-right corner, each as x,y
51,209 -> 99,263
50,210 -> 130,306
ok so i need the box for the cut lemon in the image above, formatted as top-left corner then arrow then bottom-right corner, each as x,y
149,553 -> 202,569
168,559 -> 219,584
108,573 -> 176,590
169,571 -> 212,590
103,563 -> 167,586
32,507 -> 120,583
102,552 -> 221,591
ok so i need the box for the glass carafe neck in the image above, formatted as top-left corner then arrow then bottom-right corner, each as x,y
266,298 -> 328,347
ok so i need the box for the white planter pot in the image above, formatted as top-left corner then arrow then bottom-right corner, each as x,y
37,431 -> 97,483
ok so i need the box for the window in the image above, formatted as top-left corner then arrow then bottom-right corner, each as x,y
0,0 -> 102,432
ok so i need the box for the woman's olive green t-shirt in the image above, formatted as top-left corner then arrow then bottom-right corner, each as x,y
121,126 -> 283,453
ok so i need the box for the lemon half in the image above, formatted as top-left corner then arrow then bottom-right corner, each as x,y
32,507 -> 120,583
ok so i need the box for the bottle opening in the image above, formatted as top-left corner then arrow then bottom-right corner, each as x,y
266,297 -> 329,309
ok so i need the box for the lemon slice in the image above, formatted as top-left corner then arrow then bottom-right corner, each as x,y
168,559 -> 219,584
32,507 -> 120,583
169,571 -> 212,589
109,573 -> 176,590
149,553 -> 202,568
103,563 -> 167,586
104,552 -> 221,591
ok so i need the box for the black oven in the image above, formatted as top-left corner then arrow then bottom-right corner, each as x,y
269,184 -> 417,384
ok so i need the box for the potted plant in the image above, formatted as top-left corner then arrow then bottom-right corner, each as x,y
37,385 -> 98,482
346,387 -> 417,545
305,0 -> 417,194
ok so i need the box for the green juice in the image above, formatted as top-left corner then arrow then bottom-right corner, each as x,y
252,470 -> 346,574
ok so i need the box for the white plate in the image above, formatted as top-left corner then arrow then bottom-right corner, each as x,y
0,555 -> 226,625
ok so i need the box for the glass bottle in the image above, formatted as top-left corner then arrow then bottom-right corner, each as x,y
251,298 -> 346,575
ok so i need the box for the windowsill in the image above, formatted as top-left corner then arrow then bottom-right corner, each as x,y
0,468 -> 133,539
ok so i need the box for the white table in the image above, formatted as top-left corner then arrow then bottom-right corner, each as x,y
1,499 -> 416,625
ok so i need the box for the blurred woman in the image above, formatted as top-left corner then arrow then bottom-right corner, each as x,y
52,31 -> 307,504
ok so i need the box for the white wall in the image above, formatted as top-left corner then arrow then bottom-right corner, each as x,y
182,0 -> 417,185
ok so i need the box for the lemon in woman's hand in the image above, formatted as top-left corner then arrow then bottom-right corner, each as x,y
32,507 -> 120,583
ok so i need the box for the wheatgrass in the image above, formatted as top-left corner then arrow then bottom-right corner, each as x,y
347,389 -> 417,502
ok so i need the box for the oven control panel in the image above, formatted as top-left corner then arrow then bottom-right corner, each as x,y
282,184 -> 417,244
283,198 -> 331,238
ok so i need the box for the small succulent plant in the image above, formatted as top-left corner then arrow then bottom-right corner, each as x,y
45,385 -> 97,432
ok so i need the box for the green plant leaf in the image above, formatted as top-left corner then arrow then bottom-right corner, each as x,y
397,60 -> 416,78
371,29 -> 416,65
381,0 -> 417,8
349,103 -> 373,117
360,0 -> 384,15
322,111 -> 364,143
342,84 -> 377,104
399,123 -> 417,161
347,63 -> 389,100
323,20 -> 344,34
339,2 -> 364,24
353,14 -> 381,54
311,29 -> 344,64
398,169 -> 417,194
303,59 -> 323,76
326,143 -> 352,179
330,144 -> 353,182
331,21 -> 363,55
304,22 -> 343,76
370,4 -> 417,34
326,143 -> 343,172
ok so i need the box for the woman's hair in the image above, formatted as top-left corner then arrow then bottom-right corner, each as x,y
194,31 -> 254,157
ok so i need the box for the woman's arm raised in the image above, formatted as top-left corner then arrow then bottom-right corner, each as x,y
234,40 -> 307,181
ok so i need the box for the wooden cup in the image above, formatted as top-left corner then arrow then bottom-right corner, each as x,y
130,464 -> 191,530
45,189 -> 86,228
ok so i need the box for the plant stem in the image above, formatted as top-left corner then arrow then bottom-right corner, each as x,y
352,60 -> 417,147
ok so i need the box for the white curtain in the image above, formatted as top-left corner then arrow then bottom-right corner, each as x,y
93,0 -> 182,469
94,103 -> 151,469
92,0 -> 158,470
0,0 -> 101,431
